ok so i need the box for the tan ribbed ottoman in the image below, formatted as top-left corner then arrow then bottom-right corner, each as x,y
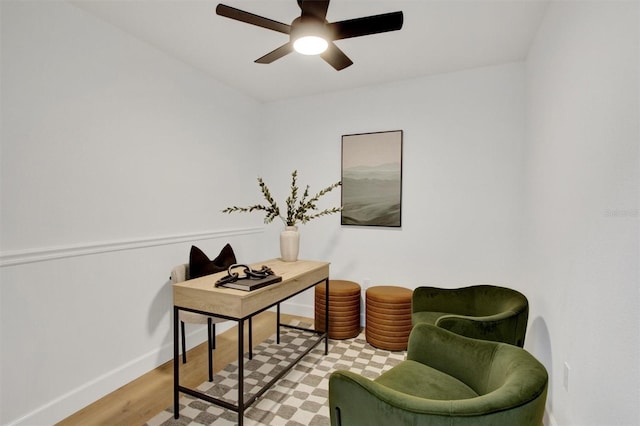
365,286 -> 413,351
315,280 -> 361,339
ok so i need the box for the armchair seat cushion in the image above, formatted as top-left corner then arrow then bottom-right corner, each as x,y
375,360 -> 479,400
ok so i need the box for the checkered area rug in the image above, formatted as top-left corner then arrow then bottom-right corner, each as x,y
146,322 -> 406,426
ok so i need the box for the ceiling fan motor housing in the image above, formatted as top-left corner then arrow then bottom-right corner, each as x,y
290,17 -> 332,44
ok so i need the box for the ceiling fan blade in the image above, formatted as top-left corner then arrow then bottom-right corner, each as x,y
216,4 -> 290,34
300,0 -> 330,21
255,43 -> 294,64
329,11 -> 403,40
320,42 -> 353,71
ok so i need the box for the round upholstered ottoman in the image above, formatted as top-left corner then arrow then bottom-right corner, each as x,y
315,280 -> 361,339
365,286 -> 413,351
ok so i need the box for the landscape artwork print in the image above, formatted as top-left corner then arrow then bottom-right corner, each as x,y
341,130 -> 403,227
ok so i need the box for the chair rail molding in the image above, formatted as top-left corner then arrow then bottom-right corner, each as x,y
0,227 -> 264,267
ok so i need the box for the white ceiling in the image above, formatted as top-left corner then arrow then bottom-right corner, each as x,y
71,0 -> 549,103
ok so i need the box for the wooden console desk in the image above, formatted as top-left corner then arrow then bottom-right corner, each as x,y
173,258 -> 330,425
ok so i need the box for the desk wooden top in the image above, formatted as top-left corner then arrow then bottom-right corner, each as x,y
173,259 -> 330,319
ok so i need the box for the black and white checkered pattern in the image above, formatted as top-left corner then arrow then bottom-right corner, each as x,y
147,322 -> 405,426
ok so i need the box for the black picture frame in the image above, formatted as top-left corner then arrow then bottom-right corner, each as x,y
341,130 -> 403,227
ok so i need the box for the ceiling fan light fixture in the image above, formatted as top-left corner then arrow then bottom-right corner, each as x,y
290,17 -> 330,55
216,2 -> 404,70
293,35 -> 328,55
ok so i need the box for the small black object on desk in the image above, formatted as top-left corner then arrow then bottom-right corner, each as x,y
215,264 -> 282,291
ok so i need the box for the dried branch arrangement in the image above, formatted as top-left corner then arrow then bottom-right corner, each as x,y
222,170 -> 342,227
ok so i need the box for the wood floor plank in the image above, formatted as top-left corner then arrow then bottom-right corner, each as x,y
57,312 -> 312,426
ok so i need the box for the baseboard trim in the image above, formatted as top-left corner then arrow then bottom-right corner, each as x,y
0,227 -> 263,267
7,323 -> 236,426
545,408 -> 559,426
7,343 -> 173,426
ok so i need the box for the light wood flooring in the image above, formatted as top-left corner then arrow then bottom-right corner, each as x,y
57,311 -> 312,426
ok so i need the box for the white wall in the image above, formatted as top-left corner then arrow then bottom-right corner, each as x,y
259,63 -> 527,317
1,6 -> 529,417
3,1 -> 637,425
0,2 -> 264,424
523,1 -> 639,425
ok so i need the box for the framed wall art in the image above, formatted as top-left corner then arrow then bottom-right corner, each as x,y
341,130 -> 403,227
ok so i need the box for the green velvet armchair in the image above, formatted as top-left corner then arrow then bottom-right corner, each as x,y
412,285 -> 529,347
329,323 -> 548,426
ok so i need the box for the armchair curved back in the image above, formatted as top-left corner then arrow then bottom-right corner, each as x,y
412,285 -> 529,347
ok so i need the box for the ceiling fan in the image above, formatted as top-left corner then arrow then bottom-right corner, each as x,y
215,0 -> 404,71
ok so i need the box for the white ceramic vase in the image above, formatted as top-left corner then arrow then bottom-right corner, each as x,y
280,225 -> 300,262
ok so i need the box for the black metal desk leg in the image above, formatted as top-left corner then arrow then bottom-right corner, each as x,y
277,303 -> 281,344
173,306 -> 180,419
238,318 -> 245,426
248,317 -> 253,360
325,279 -> 329,355
207,317 -> 214,382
